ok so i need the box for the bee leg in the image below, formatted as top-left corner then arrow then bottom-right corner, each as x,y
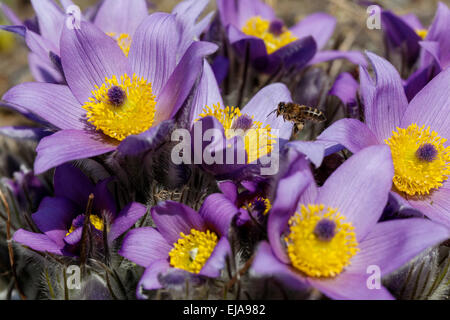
296,121 -> 304,133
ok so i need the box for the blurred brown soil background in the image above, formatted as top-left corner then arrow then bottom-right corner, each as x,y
0,0 -> 448,127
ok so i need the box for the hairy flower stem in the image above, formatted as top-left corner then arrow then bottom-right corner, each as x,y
80,194 -> 95,274
0,188 -> 26,299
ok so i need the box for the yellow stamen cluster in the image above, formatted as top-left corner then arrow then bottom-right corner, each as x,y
169,229 -> 218,274
416,29 -> 428,40
83,73 -> 157,141
285,204 -> 359,278
197,103 -> 276,163
241,16 -> 298,54
107,32 -> 132,57
385,124 -> 450,196
65,215 -> 105,237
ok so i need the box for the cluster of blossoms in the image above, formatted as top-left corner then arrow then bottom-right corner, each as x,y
0,0 -> 449,300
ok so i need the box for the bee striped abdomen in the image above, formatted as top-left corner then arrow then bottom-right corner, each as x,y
298,106 -> 326,122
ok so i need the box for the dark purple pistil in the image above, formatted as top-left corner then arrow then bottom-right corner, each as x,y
107,86 -> 126,106
269,19 -> 285,36
251,198 -> 267,214
314,219 -> 336,242
231,114 -> 253,132
416,143 -> 438,162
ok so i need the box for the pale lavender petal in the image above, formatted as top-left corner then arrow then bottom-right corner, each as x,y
30,0 -> 65,48
32,197 -> 78,247
59,0 -> 75,10
419,41 -> 442,68
401,66 -> 450,140
172,0 -> 208,22
199,193 -> 239,236
360,52 -> 409,141
2,82 -> 86,130
290,13 -> 336,50
309,273 -> 394,300
28,53 -> 64,84
317,145 -> 394,241
155,41 -> 218,124
94,0 -> 148,35
128,13 -> 179,96
421,2 -> 450,68
268,153 -> 313,263
188,60 -> 223,127
199,237 -> 231,278
348,219 -> 450,276
138,260 -> 171,293
25,29 -> 59,60
407,180 -> 450,227
151,201 -> 206,245
60,20 -> 130,104
242,83 -> 293,140
173,0 -> 211,55
35,130 -> 118,174
119,227 -> 171,267
13,229 -> 64,255
117,119 -> 175,156
329,72 -> 359,106
109,202 -> 147,241
316,118 -> 380,153
285,141 -> 325,168
250,241 -> 308,290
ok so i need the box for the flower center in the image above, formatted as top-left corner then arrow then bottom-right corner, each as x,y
313,219 -> 336,241
65,214 -> 104,237
197,103 -> 276,163
169,229 -> 218,274
107,86 -> 126,106
107,32 -> 132,57
416,29 -> 428,40
83,73 -> 157,141
241,16 -> 298,54
285,204 -> 359,278
243,197 -> 272,215
385,124 -> 450,196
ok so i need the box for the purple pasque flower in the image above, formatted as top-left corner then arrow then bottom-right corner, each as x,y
1,166 -> 48,211
328,72 -> 360,119
0,0 -> 213,84
317,52 -> 450,227
119,197 -> 237,298
183,61 -> 324,180
2,15 -> 217,174
217,180 -> 272,227
382,2 -> 450,100
216,0 -> 366,74
251,145 -> 449,300
12,163 -> 147,256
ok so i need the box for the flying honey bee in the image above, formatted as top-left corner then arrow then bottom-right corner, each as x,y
268,102 -> 326,134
